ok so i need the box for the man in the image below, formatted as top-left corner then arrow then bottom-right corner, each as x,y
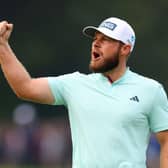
0,17 -> 168,168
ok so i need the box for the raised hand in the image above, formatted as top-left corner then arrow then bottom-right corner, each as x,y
0,21 -> 13,45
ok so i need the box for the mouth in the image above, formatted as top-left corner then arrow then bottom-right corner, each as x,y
92,51 -> 101,60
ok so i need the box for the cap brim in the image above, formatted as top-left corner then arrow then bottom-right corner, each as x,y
83,26 -> 99,38
83,26 -> 122,42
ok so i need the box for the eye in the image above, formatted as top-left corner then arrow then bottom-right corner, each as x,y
93,36 -> 97,41
103,36 -> 111,41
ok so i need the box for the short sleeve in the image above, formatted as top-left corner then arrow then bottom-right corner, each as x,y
48,76 -> 66,105
47,72 -> 80,106
149,85 -> 168,133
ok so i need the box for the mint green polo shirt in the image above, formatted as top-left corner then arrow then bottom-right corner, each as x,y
48,68 -> 168,168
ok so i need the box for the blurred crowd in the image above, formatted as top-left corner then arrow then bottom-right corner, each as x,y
0,103 -> 72,167
0,118 -> 72,167
0,103 -> 160,167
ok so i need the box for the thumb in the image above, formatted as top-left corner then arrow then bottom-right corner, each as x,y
0,21 -> 9,35
5,23 -> 13,40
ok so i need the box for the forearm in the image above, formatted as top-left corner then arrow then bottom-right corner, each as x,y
0,21 -> 54,104
160,146 -> 168,168
0,43 -> 32,97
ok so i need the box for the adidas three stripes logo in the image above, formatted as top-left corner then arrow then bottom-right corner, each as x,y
130,96 -> 139,102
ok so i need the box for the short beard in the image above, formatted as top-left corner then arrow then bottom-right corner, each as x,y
89,51 -> 120,73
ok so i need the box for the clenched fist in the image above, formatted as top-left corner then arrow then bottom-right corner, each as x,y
0,21 -> 13,45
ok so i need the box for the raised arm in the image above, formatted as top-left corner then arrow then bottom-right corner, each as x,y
0,21 -> 54,104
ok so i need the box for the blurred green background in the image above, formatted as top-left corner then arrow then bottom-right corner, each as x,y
0,0 -> 168,118
0,0 -> 166,167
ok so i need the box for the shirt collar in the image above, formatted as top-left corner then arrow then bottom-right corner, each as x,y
99,67 -> 131,85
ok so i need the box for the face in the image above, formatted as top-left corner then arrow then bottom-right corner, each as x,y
89,32 -> 124,73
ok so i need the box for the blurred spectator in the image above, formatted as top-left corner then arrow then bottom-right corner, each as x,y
3,125 -> 27,164
147,134 -> 160,168
0,103 -> 72,167
0,119 -> 72,167
39,119 -> 68,165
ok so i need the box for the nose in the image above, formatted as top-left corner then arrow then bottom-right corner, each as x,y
92,38 -> 101,48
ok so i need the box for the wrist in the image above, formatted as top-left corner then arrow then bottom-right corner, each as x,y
0,42 -> 14,64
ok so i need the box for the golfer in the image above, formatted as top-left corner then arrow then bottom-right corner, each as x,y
0,17 -> 168,168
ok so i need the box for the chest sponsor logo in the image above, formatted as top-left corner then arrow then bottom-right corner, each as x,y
130,96 -> 139,102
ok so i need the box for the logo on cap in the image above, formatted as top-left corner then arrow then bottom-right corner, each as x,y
99,21 -> 117,31
131,35 -> 135,43
127,35 -> 135,45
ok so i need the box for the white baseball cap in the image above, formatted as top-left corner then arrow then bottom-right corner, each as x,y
83,17 -> 136,52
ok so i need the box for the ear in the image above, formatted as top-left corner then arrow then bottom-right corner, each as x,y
120,44 -> 131,57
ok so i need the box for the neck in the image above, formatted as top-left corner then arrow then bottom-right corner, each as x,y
103,64 -> 127,82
